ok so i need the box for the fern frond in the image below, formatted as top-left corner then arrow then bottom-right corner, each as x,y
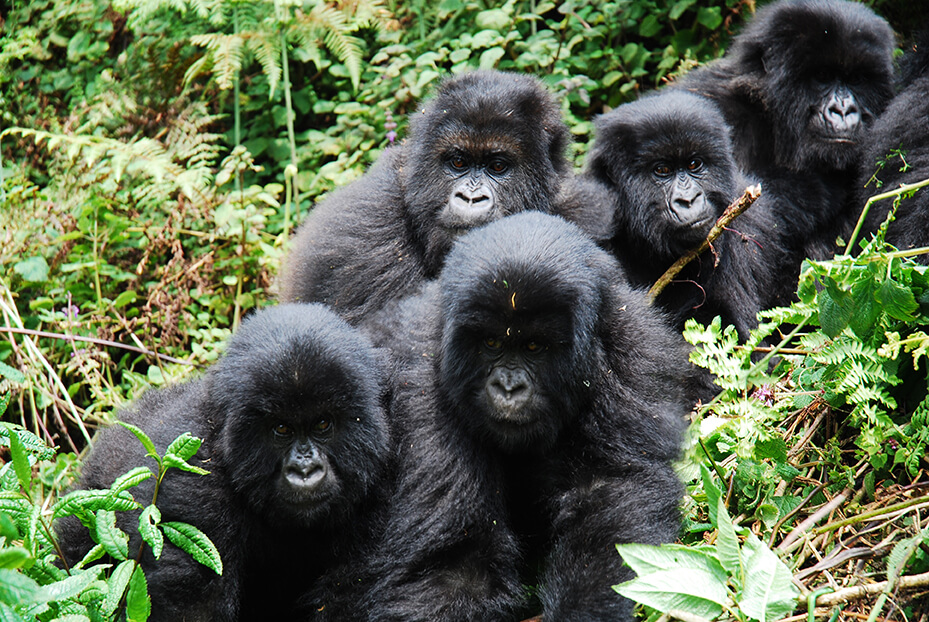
296,4 -> 365,89
246,31 -> 282,99
187,33 -> 246,90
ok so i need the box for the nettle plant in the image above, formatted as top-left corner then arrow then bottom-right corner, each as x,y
0,367 -> 219,622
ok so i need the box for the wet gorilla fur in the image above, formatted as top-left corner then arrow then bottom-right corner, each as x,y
56,304 -> 390,622
585,91 -> 792,336
857,31 -> 929,259
362,212 -> 693,621
279,70 -> 572,325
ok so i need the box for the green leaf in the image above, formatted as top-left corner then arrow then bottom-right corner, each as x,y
0,393 -> 9,419
696,6 -> 723,29
139,505 -> 164,559
0,362 -> 26,384
112,290 -> 138,309
165,433 -> 201,463
52,489 -> 139,519
701,464 -> 723,528
102,560 -> 135,616
638,15 -> 662,37
0,548 -> 30,570
0,568 -> 43,605
616,543 -> 726,579
0,601 -> 26,622
875,276 -> 918,321
818,278 -> 854,338
12,256 -> 49,282
475,8 -> 511,31
36,566 -> 106,603
110,466 -> 153,495
715,497 -> 742,580
125,565 -> 151,622
738,533 -> 800,621
669,0 -> 697,20
614,567 -> 727,619
8,433 -> 32,495
162,522 -> 223,575
95,510 -> 129,561
117,422 -> 160,465
479,47 -> 506,69
162,454 -> 209,476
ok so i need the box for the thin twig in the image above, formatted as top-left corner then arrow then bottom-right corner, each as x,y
778,488 -> 852,551
648,184 -> 762,302
813,571 -> 929,606
0,327 -> 194,366
812,494 -> 929,535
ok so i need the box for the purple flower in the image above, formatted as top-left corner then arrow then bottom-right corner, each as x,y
387,130 -> 397,143
751,384 -> 775,406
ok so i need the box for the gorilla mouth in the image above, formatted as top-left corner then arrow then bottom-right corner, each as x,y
284,467 -> 327,494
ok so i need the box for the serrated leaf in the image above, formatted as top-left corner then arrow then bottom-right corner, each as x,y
102,560 -> 135,616
109,467 -> 153,495
125,565 -> 151,622
738,533 -> 800,621
819,279 -> 854,338
0,548 -> 30,570
716,497 -> 742,580
117,422 -> 160,465
162,454 -> 209,476
53,489 -> 139,519
0,601 -> 26,622
75,544 -> 108,571
876,276 -> 918,321
0,362 -> 26,384
0,567 -> 43,604
94,510 -> 129,561
139,506 -> 163,559
161,522 -> 222,575
614,567 -> 727,619
8,433 -> 32,495
165,433 -> 201,463
36,566 -> 106,603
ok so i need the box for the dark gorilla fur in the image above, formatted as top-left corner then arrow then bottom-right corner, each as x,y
361,212 -> 693,621
584,90 -> 798,336
279,70 -> 579,325
676,0 -> 895,261
857,31 -> 929,259
56,304 -> 390,622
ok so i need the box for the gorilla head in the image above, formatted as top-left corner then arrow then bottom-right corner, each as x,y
587,91 -> 739,264
402,70 -> 571,272
211,304 -> 389,529
719,0 -> 894,172
436,211 -> 610,451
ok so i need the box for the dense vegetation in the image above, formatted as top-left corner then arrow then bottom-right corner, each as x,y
0,0 -> 927,619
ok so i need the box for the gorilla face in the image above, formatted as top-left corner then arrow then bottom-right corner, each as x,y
213,305 -> 388,528
402,71 -> 570,274
732,0 -> 895,171
589,92 -> 739,262
437,212 -> 605,452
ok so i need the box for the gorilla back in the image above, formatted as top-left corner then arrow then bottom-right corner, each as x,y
364,212 -> 694,621
279,70 -> 573,325
56,304 -> 390,622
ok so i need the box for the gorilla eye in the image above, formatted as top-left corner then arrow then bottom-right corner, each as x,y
488,158 -> 509,174
272,423 -> 292,437
313,419 -> 333,435
654,164 -> 672,177
525,341 -> 546,353
483,336 -> 503,350
687,158 -> 703,172
449,155 -> 467,170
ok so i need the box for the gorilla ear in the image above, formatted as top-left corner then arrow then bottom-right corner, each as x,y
587,117 -> 635,185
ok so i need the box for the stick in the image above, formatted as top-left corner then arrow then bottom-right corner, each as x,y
648,184 -> 762,303
0,326 -> 195,366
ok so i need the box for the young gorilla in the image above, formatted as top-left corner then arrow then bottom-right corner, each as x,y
675,0 -> 895,259
279,70 -> 578,325
56,304 -> 390,622
856,31 -> 929,259
584,90 -> 796,337
362,212 -> 694,621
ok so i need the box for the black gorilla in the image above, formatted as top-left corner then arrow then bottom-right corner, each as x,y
584,90 -> 799,336
857,31 -> 929,259
280,70 -> 581,325
676,0 -> 895,260
57,304 -> 390,621
361,212 -> 693,621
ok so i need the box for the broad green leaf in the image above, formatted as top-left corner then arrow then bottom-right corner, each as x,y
479,47 -> 506,70
75,545 -> 107,571
110,467 -> 153,495
162,522 -> 223,575
112,290 -> 137,309
0,425 -> 55,461
102,560 -> 135,616
0,568 -> 42,604
701,464 -> 723,528
0,362 -> 26,384
12,256 -> 49,282
139,505 -> 164,559
165,433 -> 201,463
8,433 -> 32,495
669,0 -> 697,20
0,513 -> 17,540
819,278 -> 854,338
53,489 -> 139,519
614,567 -> 728,619
876,276 -> 918,321
162,454 -> 209,476
475,8 -> 511,31
716,497 -> 742,580
638,15 -> 661,37
615,543 -> 726,579
36,566 -> 106,603
117,422 -> 160,464
0,548 -> 30,570
95,510 -> 129,561
848,277 -> 880,338
0,601 -> 26,622
125,565 -> 151,622
739,534 -> 800,621
696,6 -> 723,29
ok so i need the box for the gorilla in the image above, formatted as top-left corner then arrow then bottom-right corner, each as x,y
584,90 -> 801,336
676,0 -> 895,260
856,31 -> 929,259
56,304 -> 390,622
280,70 -> 583,325
360,212 -> 693,621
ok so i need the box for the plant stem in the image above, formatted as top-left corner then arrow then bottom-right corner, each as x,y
845,177 -> 929,254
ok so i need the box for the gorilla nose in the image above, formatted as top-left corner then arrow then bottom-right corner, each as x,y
825,94 -> 860,132
487,370 -> 532,415
454,187 -> 492,209
672,191 -> 708,222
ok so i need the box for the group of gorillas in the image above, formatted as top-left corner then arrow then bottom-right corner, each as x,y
57,1 -> 928,620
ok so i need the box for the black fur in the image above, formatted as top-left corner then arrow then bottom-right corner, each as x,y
676,0 -> 895,262
56,304 -> 390,621
856,30 -> 929,259
361,212 -> 693,621
585,91 -> 798,336
279,70 -> 582,325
